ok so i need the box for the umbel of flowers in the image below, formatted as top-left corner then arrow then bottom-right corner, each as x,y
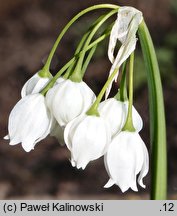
4,4 -> 167,198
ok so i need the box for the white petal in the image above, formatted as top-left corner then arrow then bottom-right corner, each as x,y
21,73 -> 51,97
65,115 -> 111,169
104,178 -> 115,188
22,140 -> 34,152
64,115 -> 84,151
73,116 -> 110,169
4,135 -> 9,140
138,141 -> 149,188
8,94 -> 52,151
70,158 -> 76,167
49,80 -> 95,126
56,77 -> 65,84
99,98 -> 126,137
46,84 -> 60,109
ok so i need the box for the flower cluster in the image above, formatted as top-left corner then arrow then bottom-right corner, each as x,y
4,6 -> 149,193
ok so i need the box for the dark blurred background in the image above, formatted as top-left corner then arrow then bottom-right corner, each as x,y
0,0 -> 177,199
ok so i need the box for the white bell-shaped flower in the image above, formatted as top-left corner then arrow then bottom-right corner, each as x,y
104,131 -> 149,192
106,7 -> 143,98
4,93 -> 52,152
21,71 -> 52,97
98,98 -> 143,137
64,114 -> 111,169
46,79 -> 96,127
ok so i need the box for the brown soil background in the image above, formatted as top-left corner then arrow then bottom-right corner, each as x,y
0,0 -> 177,199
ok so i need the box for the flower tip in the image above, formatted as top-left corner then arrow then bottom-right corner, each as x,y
22,142 -> 34,152
70,159 -> 76,167
139,179 -> 146,188
76,163 -> 87,170
131,185 -> 138,192
9,139 -> 19,146
104,179 -> 114,188
4,135 -> 9,140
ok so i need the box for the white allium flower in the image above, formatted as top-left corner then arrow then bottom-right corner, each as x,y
106,7 -> 143,98
98,98 -> 143,137
4,94 -> 52,152
21,71 -> 52,97
104,131 -> 149,192
64,114 -> 111,169
46,79 -> 96,127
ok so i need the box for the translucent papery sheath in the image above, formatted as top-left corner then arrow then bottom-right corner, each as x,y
106,6 -> 143,98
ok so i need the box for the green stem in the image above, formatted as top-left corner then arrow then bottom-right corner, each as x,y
70,9 -> 117,82
40,30 -> 111,95
138,21 -> 167,200
81,45 -> 97,76
42,4 -> 119,72
115,61 -> 128,101
86,67 -> 119,116
122,53 -> 135,132
120,61 -> 128,101
63,32 -> 90,79
64,14 -> 111,79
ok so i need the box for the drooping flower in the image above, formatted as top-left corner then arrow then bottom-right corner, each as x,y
21,71 -> 53,97
104,131 -> 149,192
64,114 -> 111,169
106,7 -> 143,98
98,98 -> 143,137
4,94 -> 53,152
46,79 -> 96,127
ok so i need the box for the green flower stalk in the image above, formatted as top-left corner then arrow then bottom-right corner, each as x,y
138,21 -> 167,200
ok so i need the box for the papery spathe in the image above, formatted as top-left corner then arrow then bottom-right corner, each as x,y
4,94 -> 52,152
64,114 -> 111,169
104,131 -> 149,192
46,79 -> 96,126
106,7 -> 143,98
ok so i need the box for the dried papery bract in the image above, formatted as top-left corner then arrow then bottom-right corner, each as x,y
106,7 -> 143,98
